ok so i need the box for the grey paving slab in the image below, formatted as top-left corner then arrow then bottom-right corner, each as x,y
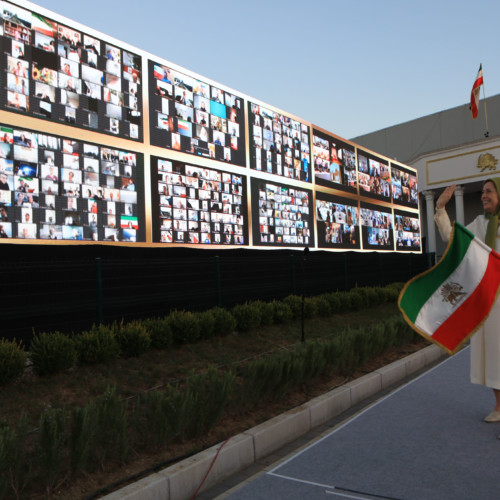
223,348 -> 500,500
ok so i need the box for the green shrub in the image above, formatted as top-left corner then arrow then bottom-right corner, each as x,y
75,324 -> 119,365
29,332 -> 77,376
114,321 -> 151,358
312,295 -> 332,317
38,405 -> 67,490
209,307 -> 237,336
231,302 -> 262,333
336,291 -> 352,311
323,292 -> 341,314
0,338 -> 26,385
197,309 -> 216,339
304,297 -> 318,318
348,290 -> 364,310
167,310 -> 202,344
282,295 -> 302,318
0,416 -> 31,498
93,386 -> 129,465
254,300 -> 274,326
70,404 -> 95,475
142,317 -> 173,349
270,300 -> 293,324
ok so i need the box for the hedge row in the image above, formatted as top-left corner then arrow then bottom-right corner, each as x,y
0,283 -> 405,385
0,314 -> 417,497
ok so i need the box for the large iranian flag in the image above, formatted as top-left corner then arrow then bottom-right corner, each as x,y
470,64 -> 483,119
399,222 -> 500,354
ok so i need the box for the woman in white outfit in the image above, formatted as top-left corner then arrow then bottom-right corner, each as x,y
435,179 -> 500,423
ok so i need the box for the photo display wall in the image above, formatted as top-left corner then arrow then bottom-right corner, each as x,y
357,150 -> 391,202
391,163 -> 419,208
313,129 -> 357,194
0,0 -> 421,253
0,0 -> 143,140
149,60 -> 246,166
394,209 -> 421,251
315,192 -> 360,250
151,157 -> 247,245
251,178 -> 313,247
248,102 -> 311,182
0,123 -> 144,241
359,201 -> 394,251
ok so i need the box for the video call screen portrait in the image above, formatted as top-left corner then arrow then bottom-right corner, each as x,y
391,163 -> 419,209
315,193 -> 360,250
313,130 -> 357,194
0,1 -> 143,140
248,102 -> 311,182
357,150 -> 392,203
359,201 -> 394,251
394,209 -> 421,251
151,157 -> 247,245
251,178 -> 313,247
149,61 -> 246,167
0,124 -> 145,242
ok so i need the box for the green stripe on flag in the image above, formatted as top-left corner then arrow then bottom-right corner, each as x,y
400,223 -> 474,322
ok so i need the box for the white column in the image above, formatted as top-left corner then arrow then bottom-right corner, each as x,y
454,185 -> 465,225
423,190 -> 436,255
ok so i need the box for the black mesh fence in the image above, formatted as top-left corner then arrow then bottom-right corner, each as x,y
0,243 -> 434,344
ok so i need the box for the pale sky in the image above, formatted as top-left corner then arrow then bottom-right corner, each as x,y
28,0 -> 500,140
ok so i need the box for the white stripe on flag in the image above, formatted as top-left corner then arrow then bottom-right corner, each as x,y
414,240 -> 489,335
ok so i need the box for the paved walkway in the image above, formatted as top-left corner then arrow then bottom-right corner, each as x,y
205,347 -> 500,500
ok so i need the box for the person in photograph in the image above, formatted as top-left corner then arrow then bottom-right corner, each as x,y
13,60 -> 27,78
0,207 -> 7,221
0,173 -> 9,190
0,224 -> 8,238
45,166 -> 58,181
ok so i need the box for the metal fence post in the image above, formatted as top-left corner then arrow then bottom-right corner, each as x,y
215,255 -> 222,307
96,257 -> 103,325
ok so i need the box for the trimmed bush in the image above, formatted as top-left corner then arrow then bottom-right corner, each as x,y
198,309 -> 216,339
114,321 -> 151,358
209,307 -> 237,336
254,300 -> 274,326
231,302 -> 262,333
142,317 -> 173,349
270,300 -> 293,324
282,295 -> 302,318
312,295 -> 332,317
0,338 -> 26,385
167,310 -> 201,344
75,324 -> 119,365
304,297 -> 318,318
29,332 -> 77,376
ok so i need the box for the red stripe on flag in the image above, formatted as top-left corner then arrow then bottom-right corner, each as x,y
432,251 -> 500,352
470,66 -> 483,119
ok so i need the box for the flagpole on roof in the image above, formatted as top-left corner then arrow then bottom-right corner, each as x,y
482,64 -> 489,137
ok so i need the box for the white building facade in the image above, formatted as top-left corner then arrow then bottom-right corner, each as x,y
352,94 -> 500,258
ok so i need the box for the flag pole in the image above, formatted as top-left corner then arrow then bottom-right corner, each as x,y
482,64 -> 489,137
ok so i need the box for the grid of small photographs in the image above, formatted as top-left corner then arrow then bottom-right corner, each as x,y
252,179 -> 312,246
313,131 -> 356,192
155,159 -> 246,245
0,125 -> 143,241
359,203 -> 394,250
249,102 -> 311,182
395,210 -> 421,250
316,195 -> 360,249
391,164 -> 419,207
358,152 -> 391,201
0,1 -> 142,139
149,61 -> 246,166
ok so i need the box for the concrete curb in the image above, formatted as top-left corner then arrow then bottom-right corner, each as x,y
103,344 -> 446,500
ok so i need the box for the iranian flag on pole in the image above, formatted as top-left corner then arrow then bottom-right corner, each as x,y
470,64 -> 483,119
399,222 -> 500,355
